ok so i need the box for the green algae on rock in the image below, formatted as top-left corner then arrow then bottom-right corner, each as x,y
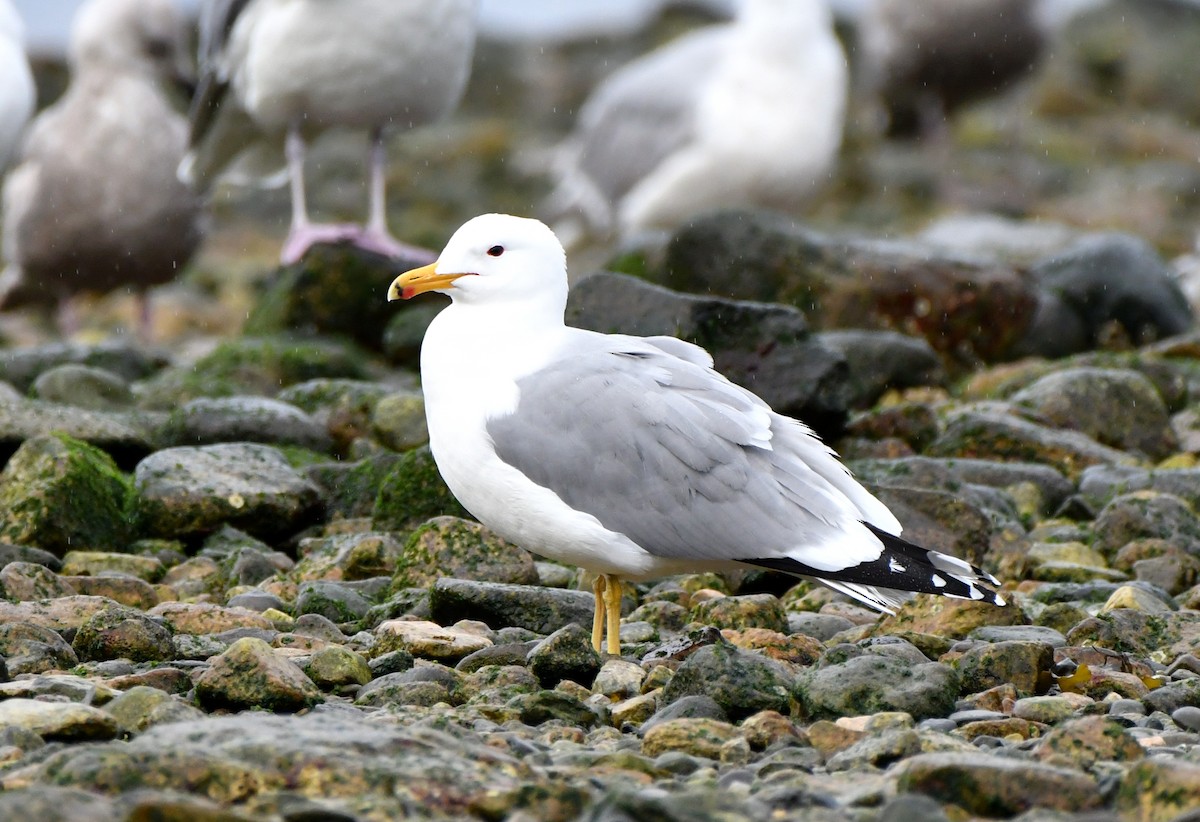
0,433 -> 134,556
372,445 -> 470,533
391,516 -> 538,592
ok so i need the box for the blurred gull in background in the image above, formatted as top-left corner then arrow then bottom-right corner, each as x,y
181,0 -> 478,264
858,0 -> 1107,139
0,0 -> 203,338
544,0 -> 847,248
0,0 -> 34,172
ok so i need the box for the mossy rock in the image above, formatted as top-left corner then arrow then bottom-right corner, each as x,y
372,446 -> 470,532
391,516 -> 537,592
135,336 -> 371,410
0,433 -> 134,556
244,243 -> 425,352
308,451 -> 403,520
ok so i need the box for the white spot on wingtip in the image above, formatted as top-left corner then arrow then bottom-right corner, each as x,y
888,557 -> 906,573
931,574 -> 946,588
968,585 -> 983,601
995,594 -> 1007,606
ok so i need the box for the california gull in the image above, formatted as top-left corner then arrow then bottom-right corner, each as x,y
183,0 -> 478,264
387,214 -> 1005,655
0,0 -> 202,337
0,0 -> 34,173
545,0 -> 847,244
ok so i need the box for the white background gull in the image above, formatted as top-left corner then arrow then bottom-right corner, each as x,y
389,214 -> 1005,654
183,0 -> 478,264
546,0 -> 848,246
0,0 -> 34,173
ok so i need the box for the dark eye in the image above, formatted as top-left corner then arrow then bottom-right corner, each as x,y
486,245 -> 504,257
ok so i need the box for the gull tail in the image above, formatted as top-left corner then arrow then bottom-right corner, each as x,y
743,522 -> 1006,615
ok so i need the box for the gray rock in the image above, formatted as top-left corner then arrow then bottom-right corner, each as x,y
15,712 -> 532,817
31,364 -> 134,411
511,689 -> 601,728
306,450 -> 403,520
294,581 -> 373,624
0,786 -> 118,822
1079,464 -> 1200,512
969,625 -> 1067,646
0,398 -> 153,466
1031,232 -> 1194,350
195,637 -> 323,712
955,640 -> 1055,696
796,655 -> 960,721
0,622 -> 78,675
0,698 -> 120,742
817,329 -> 944,408
277,378 -> 398,451
1011,367 -> 1177,460
526,623 -> 602,688
0,434 -> 135,556
661,210 -> 1038,364
661,643 -> 793,721
225,590 -> 285,612
1171,705 -> 1200,732
160,396 -> 334,452
429,578 -> 596,636
103,685 -> 205,733
72,606 -> 175,663
895,752 -> 1103,816
928,407 -> 1138,477
825,728 -> 922,772
0,542 -> 61,571
0,341 -> 167,393
567,270 -> 850,431
134,443 -> 324,541
368,649 -> 415,677
392,516 -> 538,591
370,390 -> 429,452
787,612 -> 855,641
0,561 -> 76,600
638,696 -> 729,734
1093,491 -> 1200,559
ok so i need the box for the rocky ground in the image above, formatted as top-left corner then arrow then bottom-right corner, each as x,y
3,1 -> 1200,821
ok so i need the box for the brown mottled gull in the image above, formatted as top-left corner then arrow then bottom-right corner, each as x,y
1,0 -> 203,336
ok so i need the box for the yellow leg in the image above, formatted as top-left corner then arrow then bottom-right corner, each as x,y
591,575 -> 606,653
603,574 -> 623,656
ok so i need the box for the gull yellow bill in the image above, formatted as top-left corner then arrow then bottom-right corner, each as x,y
387,262 -> 470,300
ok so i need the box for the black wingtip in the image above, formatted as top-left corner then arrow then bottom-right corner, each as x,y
742,524 -> 1006,612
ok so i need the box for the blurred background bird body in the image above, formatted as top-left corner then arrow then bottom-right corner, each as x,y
0,0 -> 202,338
546,0 -> 848,249
858,0 -> 1106,139
0,0 -> 34,173
183,0 -> 479,264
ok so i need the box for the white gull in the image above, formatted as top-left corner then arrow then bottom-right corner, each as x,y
388,214 -> 1005,655
182,0 -> 478,264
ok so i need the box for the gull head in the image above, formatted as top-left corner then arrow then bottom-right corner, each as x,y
71,0 -> 192,85
388,214 -> 569,310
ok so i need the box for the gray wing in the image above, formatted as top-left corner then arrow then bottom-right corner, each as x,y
181,0 -> 270,188
486,343 -> 876,564
548,26 -> 727,223
189,0 -> 251,145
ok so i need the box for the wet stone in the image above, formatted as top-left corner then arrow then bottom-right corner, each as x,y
195,637 -> 324,713
0,698 -> 119,742
526,623 -> 602,688
796,655 -> 960,721
0,561 -> 76,600
661,643 -> 793,721
159,396 -> 334,452
72,606 -> 174,663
